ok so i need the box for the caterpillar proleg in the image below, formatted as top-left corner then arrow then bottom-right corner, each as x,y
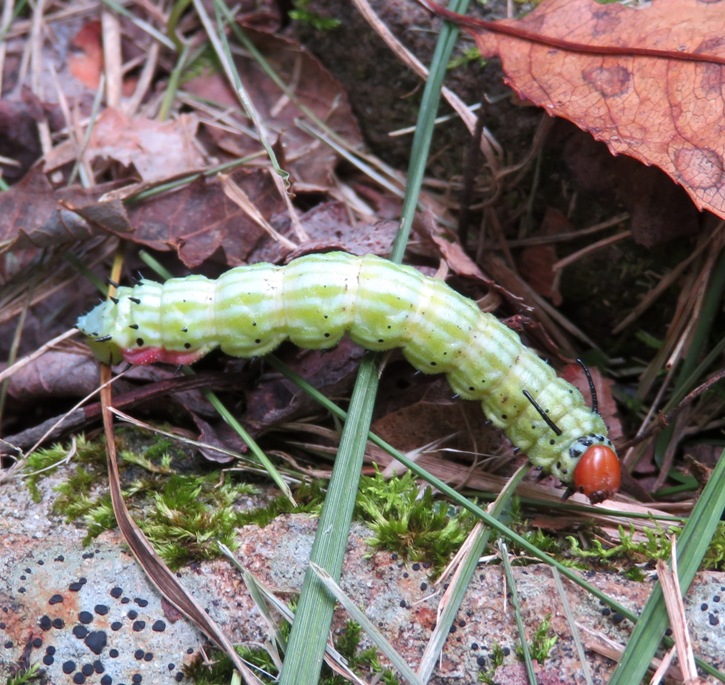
77,251 -> 620,503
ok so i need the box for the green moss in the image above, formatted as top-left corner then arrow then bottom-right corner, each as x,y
6,662 -> 43,685
24,435 -> 105,501
320,620 -> 399,685
567,522 -> 680,566
23,429 -> 259,568
183,644 -> 278,684
234,479 -> 327,528
478,642 -> 508,684
703,522 -> 725,572
289,1 -> 341,30
518,614 -> 558,663
355,468 -> 474,571
136,474 -> 257,568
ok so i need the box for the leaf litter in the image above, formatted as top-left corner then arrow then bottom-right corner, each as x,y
1,0 -> 724,683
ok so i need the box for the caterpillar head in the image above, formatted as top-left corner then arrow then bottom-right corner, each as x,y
77,302 -> 125,365
569,435 -> 620,504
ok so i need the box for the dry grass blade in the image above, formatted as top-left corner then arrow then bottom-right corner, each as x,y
98,364 -> 263,685
656,538 -> 699,682
309,563 -> 425,685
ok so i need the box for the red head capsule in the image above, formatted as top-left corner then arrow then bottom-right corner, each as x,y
573,445 -> 621,504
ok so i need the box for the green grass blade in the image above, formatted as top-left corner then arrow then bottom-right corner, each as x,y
279,358 -> 381,684
309,563 -> 425,685
608,447 -> 725,683
279,2 -> 469,682
499,540 -> 538,683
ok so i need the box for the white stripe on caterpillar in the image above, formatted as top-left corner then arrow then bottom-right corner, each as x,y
77,252 -> 620,502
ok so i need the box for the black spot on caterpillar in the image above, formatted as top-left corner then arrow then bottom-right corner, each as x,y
77,252 -> 620,502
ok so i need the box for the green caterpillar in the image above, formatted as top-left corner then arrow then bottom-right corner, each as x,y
77,251 -> 620,503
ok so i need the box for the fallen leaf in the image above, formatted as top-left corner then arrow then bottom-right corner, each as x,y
86,109 -> 206,183
66,168 -> 285,268
424,0 -> 725,219
0,168 -> 110,257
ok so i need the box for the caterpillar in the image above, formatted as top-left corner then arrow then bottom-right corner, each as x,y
77,251 -> 620,503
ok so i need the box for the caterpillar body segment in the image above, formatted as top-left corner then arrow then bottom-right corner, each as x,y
77,251 -> 620,502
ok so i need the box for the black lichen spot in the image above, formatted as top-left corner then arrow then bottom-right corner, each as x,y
49,594 -> 64,605
109,649 -> 119,658
72,625 -> 89,639
52,618 -> 64,629
143,652 -> 153,662
62,660 -> 76,674
82,664 -> 94,676
135,598 -> 148,608
132,674 -> 143,683
175,672 -> 184,682
94,605 -> 109,616
111,621 -> 122,631
132,620 -> 146,632
709,613 -> 720,626
84,631 -> 107,655
152,620 -> 166,632
73,673 -> 85,684
93,661 -> 104,674
110,587 -> 123,598
101,677 -> 112,685
32,637 -> 42,648
127,610 -> 138,620
69,582 -> 84,592
134,649 -> 144,660
43,654 -> 54,666
78,611 -> 93,624
39,615 -> 52,631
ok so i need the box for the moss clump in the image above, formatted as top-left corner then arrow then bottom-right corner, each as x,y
355,468 -> 475,570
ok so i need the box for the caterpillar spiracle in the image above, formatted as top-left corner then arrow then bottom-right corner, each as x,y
77,251 -> 620,503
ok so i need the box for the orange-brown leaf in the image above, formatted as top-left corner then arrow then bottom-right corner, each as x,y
429,0 -> 725,218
